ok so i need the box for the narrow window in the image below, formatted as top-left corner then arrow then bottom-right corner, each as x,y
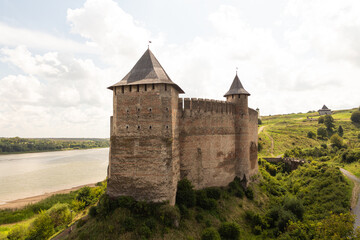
165,84 -> 167,91
152,84 -> 155,90
129,85 -> 132,92
166,125 -> 169,129
149,126 -> 152,129
121,86 -> 124,93
114,88 -> 117,95
149,108 -> 152,112
145,85 -> 147,91
238,95 -> 240,98
137,126 -> 141,130
126,109 -> 129,113
232,94 -> 234,99
138,108 -> 140,112
126,125 -> 129,129
137,85 -> 140,92
165,107 -> 169,111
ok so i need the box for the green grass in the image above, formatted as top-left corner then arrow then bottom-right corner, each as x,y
259,108 -> 360,158
0,191 -> 78,225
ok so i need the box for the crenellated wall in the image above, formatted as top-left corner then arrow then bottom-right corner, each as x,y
177,97 -> 256,189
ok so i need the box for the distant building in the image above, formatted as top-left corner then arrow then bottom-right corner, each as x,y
318,105 -> 332,115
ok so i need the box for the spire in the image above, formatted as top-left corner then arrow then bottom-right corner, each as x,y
223,73 -> 250,97
322,105 -> 329,110
108,49 -> 184,93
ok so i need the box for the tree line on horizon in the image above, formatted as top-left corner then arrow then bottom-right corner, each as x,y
0,137 -> 109,153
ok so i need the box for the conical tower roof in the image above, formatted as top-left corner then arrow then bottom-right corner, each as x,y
224,74 -> 250,97
108,49 -> 184,93
321,105 -> 329,110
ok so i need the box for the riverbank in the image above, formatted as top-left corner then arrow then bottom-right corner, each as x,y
0,183 -> 97,210
0,146 -> 109,155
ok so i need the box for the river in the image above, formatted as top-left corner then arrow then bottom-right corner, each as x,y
0,148 -> 109,205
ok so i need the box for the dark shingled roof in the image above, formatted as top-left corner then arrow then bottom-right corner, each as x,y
108,49 -> 184,93
321,105 -> 329,110
224,74 -> 250,97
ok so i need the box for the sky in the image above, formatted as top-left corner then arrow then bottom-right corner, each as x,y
0,0 -> 359,138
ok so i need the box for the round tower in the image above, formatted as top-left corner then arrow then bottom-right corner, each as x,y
224,73 -> 251,184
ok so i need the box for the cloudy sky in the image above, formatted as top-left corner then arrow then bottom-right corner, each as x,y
0,0 -> 359,138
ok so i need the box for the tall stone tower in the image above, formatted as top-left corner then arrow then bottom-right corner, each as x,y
107,49 -> 184,205
224,74 -> 251,183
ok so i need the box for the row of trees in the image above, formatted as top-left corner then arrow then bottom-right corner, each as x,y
0,137 -> 109,153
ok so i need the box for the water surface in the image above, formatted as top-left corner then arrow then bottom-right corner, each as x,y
0,148 -> 109,204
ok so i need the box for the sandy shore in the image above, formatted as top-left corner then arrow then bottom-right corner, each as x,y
0,183 -> 97,210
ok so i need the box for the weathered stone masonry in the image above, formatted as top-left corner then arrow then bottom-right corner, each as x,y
107,49 -> 258,205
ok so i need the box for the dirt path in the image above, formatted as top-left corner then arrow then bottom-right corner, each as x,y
0,183 -> 97,210
258,126 -> 265,134
258,125 -> 274,156
340,168 -> 360,229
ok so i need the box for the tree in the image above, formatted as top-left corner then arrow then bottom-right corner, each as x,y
351,111 -> 360,123
337,125 -> 344,137
318,116 -> 325,124
330,134 -> 343,148
307,131 -> 316,139
324,115 -> 335,131
258,118 -> 262,125
317,127 -> 327,139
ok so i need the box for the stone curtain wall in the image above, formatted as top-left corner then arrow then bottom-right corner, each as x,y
178,98 -> 238,189
248,108 -> 259,176
107,84 -> 180,205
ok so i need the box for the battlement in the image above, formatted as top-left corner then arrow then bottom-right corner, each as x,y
178,98 -> 236,115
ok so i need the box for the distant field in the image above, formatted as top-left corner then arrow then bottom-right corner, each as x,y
258,107 -> 360,175
0,137 -> 110,154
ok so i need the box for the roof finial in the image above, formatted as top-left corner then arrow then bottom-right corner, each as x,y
148,40 -> 152,49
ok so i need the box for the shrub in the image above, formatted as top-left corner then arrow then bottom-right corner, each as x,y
318,116 -> 325,124
317,127 -> 327,139
123,217 -> 136,232
337,125 -> 344,137
47,203 -> 72,229
351,111 -> 360,123
201,227 -> 221,240
196,191 -> 218,210
76,187 -> 93,207
330,134 -> 343,148
218,222 -> 241,240
324,115 -> 335,131
158,205 -> 180,228
245,188 -> 254,200
283,197 -> 304,220
77,218 -> 87,228
258,142 -> 263,152
7,225 -> 28,240
358,133 -> 360,139
307,131 -> 316,139
89,206 -> 97,217
258,118 -> 262,125
228,178 -> 245,198
206,187 -> 222,200
341,149 -> 360,163
144,218 -> 157,231
176,179 -> 196,208
117,196 -> 135,209
138,224 -> 152,239
321,143 -> 327,149
27,211 -> 55,240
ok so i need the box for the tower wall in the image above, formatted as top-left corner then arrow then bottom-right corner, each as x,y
178,98 -> 237,189
107,83 -> 180,205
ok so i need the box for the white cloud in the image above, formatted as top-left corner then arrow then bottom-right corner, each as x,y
0,22 -> 97,54
1,0 -> 360,137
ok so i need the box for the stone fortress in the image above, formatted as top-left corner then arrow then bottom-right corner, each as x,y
107,49 -> 258,205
